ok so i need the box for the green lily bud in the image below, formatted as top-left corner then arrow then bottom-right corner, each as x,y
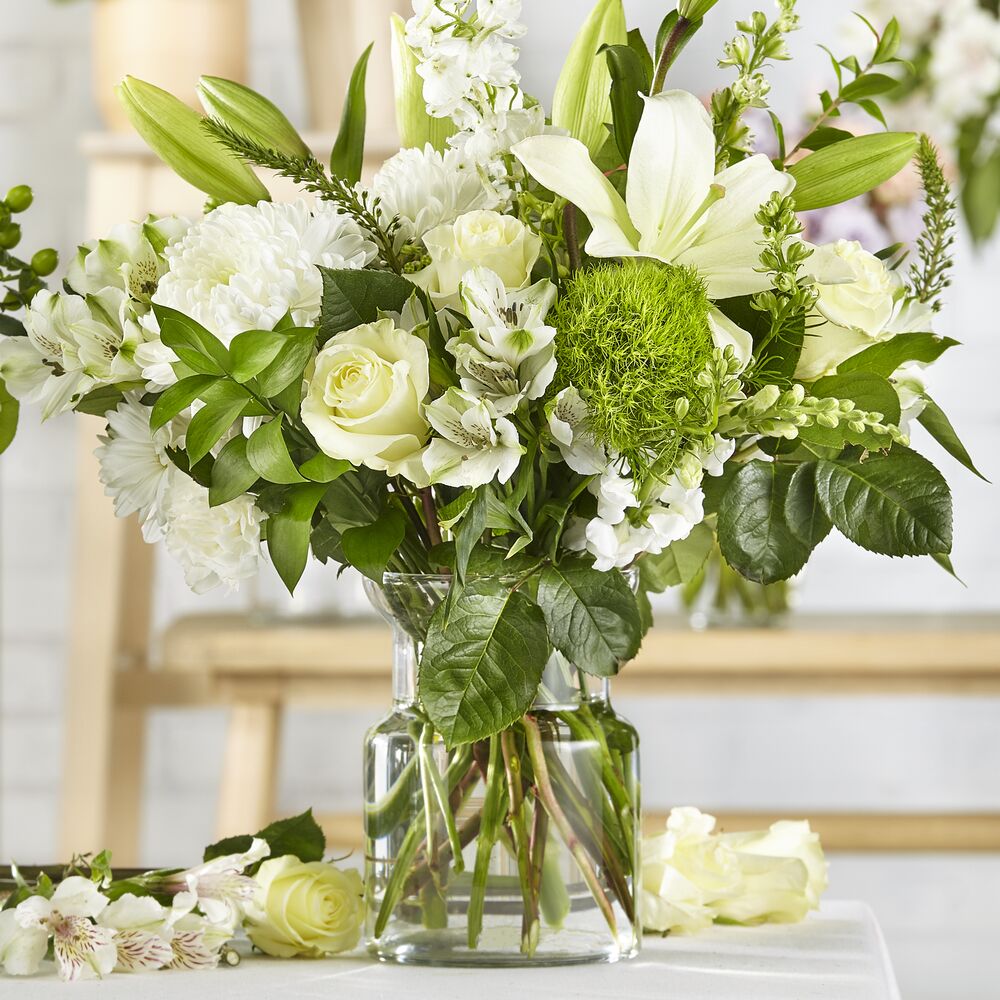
389,13 -> 455,151
0,223 -> 20,249
197,76 -> 310,159
117,76 -> 270,206
30,248 -> 58,277
5,186 -> 33,213
678,0 -> 720,19
552,0 -> 627,157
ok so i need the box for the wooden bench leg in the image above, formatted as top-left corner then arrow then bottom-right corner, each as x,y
215,701 -> 282,839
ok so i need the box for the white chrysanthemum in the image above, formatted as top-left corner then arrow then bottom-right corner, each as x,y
371,144 -> 496,243
152,200 -> 377,345
160,473 -> 262,594
95,394 -> 180,541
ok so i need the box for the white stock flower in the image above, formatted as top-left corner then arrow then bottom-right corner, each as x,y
166,837 -> 269,930
414,210 -> 542,306
893,363 -> 928,432
302,318 -> 430,479
590,468 -> 639,524
546,386 -> 607,475
160,473 -> 262,594
371,144 -> 496,244
563,516 -> 651,572
930,5 -> 1000,123
796,240 -> 934,380
513,90 -> 795,299
450,267 -> 557,412
14,877 -> 117,982
700,435 -> 736,477
423,387 -> 523,488
95,394 -> 181,541
150,200 -> 376,363
97,895 -> 173,973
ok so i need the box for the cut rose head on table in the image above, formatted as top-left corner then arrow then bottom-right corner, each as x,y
0,0 -> 982,978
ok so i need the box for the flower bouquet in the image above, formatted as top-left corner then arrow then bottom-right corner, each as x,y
0,0 -> 977,969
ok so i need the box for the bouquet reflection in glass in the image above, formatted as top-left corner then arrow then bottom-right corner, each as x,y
364,575 -> 640,966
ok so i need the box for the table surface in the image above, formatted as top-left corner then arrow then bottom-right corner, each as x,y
12,901 -> 899,999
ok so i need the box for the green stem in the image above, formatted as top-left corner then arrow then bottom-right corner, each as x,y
651,15 -> 695,95
468,736 -> 507,949
420,726 -> 465,873
522,716 -> 618,938
501,729 -> 539,955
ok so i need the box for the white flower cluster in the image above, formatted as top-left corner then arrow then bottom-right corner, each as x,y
0,217 -> 189,418
550,386 -> 732,571
0,841 -> 267,981
641,807 -> 828,935
404,0 -> 545,184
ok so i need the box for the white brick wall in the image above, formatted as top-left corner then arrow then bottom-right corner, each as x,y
0,2 -> 997,996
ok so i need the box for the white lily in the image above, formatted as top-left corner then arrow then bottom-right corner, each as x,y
512,89 -> 795,300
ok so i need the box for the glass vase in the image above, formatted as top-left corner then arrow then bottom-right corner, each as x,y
683,544 -> 798,629
363,574 -> 641,966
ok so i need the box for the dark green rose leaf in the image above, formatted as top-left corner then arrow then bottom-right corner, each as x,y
537,558 -> 641,677
420,580 -> 550,746
917,395 -> 988,482
319,267 -> 416,340
814,447 -> 953,556
341,506 -> 407,583
835,332 -> 959,378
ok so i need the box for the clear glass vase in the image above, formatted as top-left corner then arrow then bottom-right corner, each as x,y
683,544 -> 798,629
363,574 -> 641,966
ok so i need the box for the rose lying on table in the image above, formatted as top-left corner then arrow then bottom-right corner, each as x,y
0,807 -> 826,980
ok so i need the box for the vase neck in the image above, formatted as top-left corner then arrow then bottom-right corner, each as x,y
391,625 -> 420,708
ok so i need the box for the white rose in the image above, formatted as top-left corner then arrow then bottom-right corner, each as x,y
796,240 -> 912,380
302,318 -> 430,478
414,210 -> 542,305
244,857 -> 364,958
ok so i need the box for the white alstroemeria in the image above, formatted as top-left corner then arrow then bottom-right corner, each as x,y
0,908 -> 49,977
589,468 -> 639,524
14,877 -> 117,982
96,394 -> 182,540
73,287 -> 146,384
160,473 -> 262,594
165,913 -> 231,971
371,144 -> 497,244
546,386 -> 607,475
0,336 -> 50,400
700,435 -> 736,477
67,215 -> 190,305
450,267 -> 557,412
165,837 -> 269,929
423,387 -> 523,488
513,90 -> 795,299
97,894 -> 174,973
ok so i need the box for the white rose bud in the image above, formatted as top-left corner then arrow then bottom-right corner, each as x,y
302,317 -> 431,481
244,857 -> 364,958
413,210 -> 542,306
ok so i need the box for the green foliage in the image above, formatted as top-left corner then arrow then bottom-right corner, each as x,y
330,43 -> 373,185
602,43 -> 647,161
801,372 -> 901,450
551,259 -> 715,476
718,460 -> 831,584
341,506 -> 407,583
185,381 -> 251,466
788,132 -> 919,212
154,304 -> 229,375
835,332 -> 957,378
419,580 -> 550,746
536,558 -> 641,677
266,483 -> 328,593
908,136 -> 956,312
0,378 -> 18,455
0,185 -> 56,315
640,521 -> 715,591
209,435 -> 258,506
247,415 -> 307,485
813,448 -> 952,557
319,267 -> 416,341
203,809 -> 326,867
917,396 -> 988,482
151,375 -> 219,430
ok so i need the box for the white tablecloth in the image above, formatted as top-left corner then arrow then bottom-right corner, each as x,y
12,901 -> 900,999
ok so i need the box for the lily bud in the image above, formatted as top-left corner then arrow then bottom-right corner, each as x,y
389,13 -> 455,151
117,76 -> 270,206
551,0 -> 627,157
197,76 -> 310,159
678,0 -> 720,19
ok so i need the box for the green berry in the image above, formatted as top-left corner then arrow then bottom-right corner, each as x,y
0,223 -> 21,249
5,185 -> 33,213
31,248 -> 58,277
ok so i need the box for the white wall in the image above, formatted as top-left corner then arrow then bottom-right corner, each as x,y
0,2 -> 997,997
